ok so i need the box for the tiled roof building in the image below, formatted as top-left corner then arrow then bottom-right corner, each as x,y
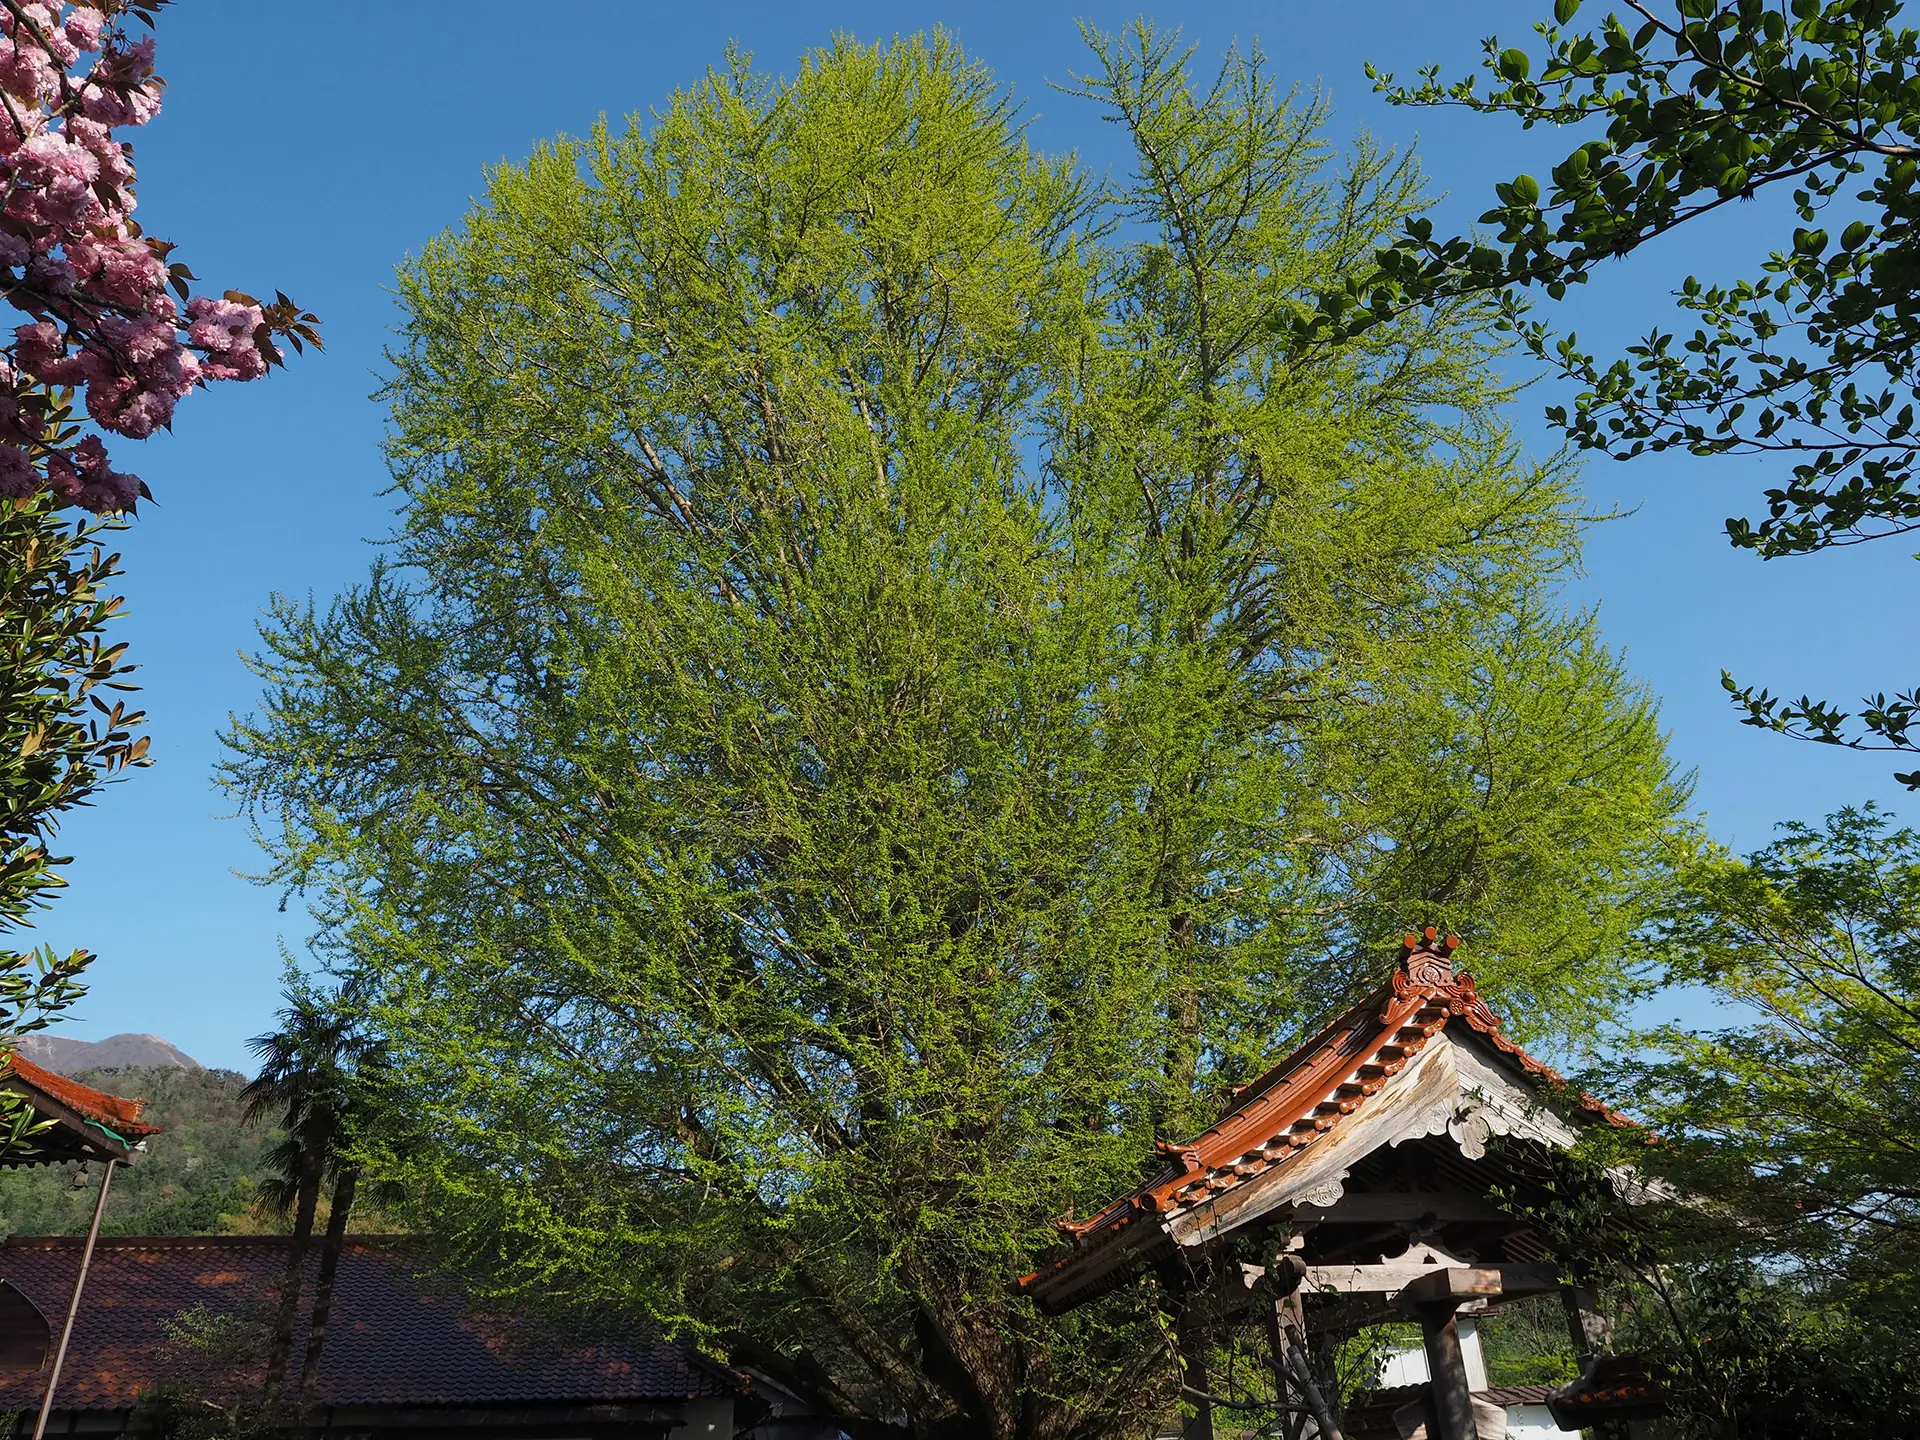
1019,933 -> 1665,1440
0,1045 -> 169,1432
0,1051 -> 161,1166
0,1236 -> 740,1439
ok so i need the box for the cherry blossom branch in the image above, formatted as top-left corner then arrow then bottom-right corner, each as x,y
0,1 -> 317,514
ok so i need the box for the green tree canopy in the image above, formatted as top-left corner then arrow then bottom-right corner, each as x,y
1525,805 -> 1920,1436
223,29 -> 1682,1440
0,501 -> 148,1156
1607,805 -> 1920,1314
1332,0 -> 1920,783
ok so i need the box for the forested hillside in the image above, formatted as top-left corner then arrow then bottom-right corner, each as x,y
0,1067 -> 283,1237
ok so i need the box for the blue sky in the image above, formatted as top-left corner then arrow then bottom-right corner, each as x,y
25,1 -> 1917,1069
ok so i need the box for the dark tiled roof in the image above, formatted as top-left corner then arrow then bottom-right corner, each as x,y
1488,1384 -> 1558,1404
1346,1368 -> 1665,1433
1550,1353 -> 1667,1422
1351,1382 -> 1560,1408
0,1236 -> 733,1411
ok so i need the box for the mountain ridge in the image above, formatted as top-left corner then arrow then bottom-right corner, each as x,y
10,1032 -> 202,1074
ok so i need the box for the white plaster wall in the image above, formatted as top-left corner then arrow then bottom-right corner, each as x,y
1378,1326 -> 1580,1438
1503,1401 -> 1569,1436
1381,1342 -> 1430,1388
1377,1318 -> 1488,1390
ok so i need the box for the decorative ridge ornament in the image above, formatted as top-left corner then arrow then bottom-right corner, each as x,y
1153,1139 -> 1205,1177
1388,928 -> 1509,1041
1396,926 -> 1462,988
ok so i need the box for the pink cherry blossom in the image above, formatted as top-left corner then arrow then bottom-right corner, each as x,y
8,171 -> 97,229
25,254 -> 76,296
65,117 -> 132,186
37,346 -> 99,386
38,23 -> 78,69
0,5 -> 312,512
187,295 -> 269,381
63,9 -> 103,54
69,434 -> 137,511
67,236 -> 161,306
0,39 -> 57,106
17,131 -> 100,185
85,371 -> 173,438
0,445 -> 36,498
14,321 -> 63,373
99,313 -> 176,365
39,447 -> 82,504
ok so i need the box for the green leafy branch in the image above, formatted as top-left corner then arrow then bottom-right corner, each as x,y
1723,671 -> 1920,787
1296,0 -> 1920,779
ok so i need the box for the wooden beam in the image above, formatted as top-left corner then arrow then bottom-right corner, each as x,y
1394,1264 -> 1558,1308
1286,1192 -> 1507,1225
1561,1283 -> 1610,1364
1290,1259 -> 1560,1298
1268,1298 -> 1345,1440
1176,1302 -> 1213,1440
1298,1293 -> 1402,1333
1300,1262 -> 1449,1293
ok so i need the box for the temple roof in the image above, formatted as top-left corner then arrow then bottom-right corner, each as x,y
0,1236 -> 742,1414
1018,932 -> 1629,1313
0,1048 -> 161,1165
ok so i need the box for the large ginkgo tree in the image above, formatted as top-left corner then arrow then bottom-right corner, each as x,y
224,27 -> 1682,1440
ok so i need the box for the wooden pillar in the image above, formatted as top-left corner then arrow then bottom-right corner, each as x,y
1560,1283 -> 1610,1363
1417,1305 -> 1478,1440
1264,1296 -> 1301,1440
1260,1253 -> 1344,1440
1176,1303 -> 1213,1440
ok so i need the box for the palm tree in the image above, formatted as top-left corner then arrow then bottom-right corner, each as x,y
295,1039 -> 388,1415
240,993 -> 369,1416
295,1155 -> 360,1411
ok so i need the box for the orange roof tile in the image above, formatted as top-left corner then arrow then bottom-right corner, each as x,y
1018,932 -> 1628,1307
1,1049 -> 161,1141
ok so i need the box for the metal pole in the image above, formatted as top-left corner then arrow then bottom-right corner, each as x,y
32,1157 -> 115,1440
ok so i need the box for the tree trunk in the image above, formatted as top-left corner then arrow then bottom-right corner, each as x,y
1160,908 -> 1201,1128
297,1164 -> 359,1413
1176,1299 -> 1213,1440
262,1140 -> 325,1410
